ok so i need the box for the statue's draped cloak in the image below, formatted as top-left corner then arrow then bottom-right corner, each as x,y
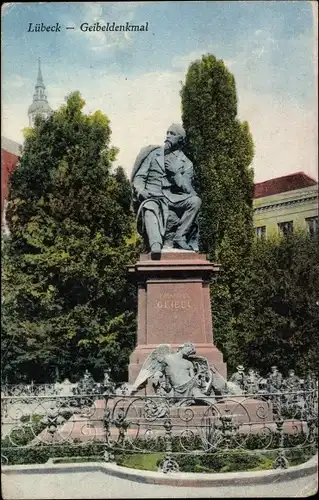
130,145 -> 160,186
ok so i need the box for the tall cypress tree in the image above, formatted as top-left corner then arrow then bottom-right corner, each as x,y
2,92 -> 138,383
181,55 -> 254,369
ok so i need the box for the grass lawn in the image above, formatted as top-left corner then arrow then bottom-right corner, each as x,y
117,453 -> 165,471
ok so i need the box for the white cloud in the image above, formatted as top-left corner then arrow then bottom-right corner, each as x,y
238,90 -> 318,182
172,48 -> 237,74
171,48 -> 238,81
172,49 -> 216,71
3,74 -> 31,90
2,100 -> 30,140
82,71 -> 183,173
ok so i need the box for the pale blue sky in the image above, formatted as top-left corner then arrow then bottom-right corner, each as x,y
2,1 -> 317,182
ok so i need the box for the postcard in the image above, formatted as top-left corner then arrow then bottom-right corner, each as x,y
1,2 -> 318,499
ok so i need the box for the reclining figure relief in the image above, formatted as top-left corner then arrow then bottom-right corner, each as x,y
129,342 -> 243,406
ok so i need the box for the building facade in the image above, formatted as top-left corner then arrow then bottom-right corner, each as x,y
1,137 -> 20,212
1,137 -> 21,234
253,172 -> 318,238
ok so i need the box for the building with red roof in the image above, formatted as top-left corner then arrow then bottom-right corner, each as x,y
254,172 -> 318,199
253,172 -> 318,238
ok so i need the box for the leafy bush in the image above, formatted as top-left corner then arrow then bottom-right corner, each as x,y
2,442 -> 106,466
176,450 -> 263,473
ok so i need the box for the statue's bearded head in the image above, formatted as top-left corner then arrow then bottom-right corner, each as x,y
164,123 -> 186,152
178,342 -> 196,356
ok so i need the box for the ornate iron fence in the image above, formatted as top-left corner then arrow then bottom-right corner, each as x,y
1,385 -> 318,473
1,370 -> 118,398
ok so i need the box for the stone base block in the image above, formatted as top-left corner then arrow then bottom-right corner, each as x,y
128,252 -> 224,393
118,397 -> 273,427
41,397 -> 285,444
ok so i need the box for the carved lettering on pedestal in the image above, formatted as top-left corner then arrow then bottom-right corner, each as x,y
156,292 -> 192,310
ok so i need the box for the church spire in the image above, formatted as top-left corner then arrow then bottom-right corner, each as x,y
28,59 -> 52,127
36,58 -> 44,87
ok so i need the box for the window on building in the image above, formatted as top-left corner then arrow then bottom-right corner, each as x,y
255,226 -> 266,239
306,216 -> 318,236
278,221 -> 293,235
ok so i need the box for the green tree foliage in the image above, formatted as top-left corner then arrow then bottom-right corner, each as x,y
180,54 -> 254,366
2,92 -> 138,383
237,232 -> 319,376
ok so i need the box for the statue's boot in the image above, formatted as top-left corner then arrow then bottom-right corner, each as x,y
171,195 -> 201,251
162,237 -> 174,249
173,238 -> 192,251
150,242 -> 162,259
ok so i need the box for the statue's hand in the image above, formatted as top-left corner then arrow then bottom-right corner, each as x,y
181,182 -> 194,194
175,174 -> 195,194
164,156 -> 180,175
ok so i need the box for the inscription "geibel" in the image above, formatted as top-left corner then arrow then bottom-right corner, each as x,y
157,300 -> 192,309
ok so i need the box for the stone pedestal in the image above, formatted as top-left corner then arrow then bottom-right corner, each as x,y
128,251 -> 226,391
